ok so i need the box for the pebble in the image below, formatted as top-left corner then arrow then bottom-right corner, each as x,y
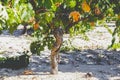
59,59 -> 69,65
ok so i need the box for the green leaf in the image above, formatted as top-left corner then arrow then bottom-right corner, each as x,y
44,0 -> 52,9
45,12 -> 55,23
69,0 -> 76,8
116,19 -> 120,27
9,23 -> 18,34
30,41 -> 42,55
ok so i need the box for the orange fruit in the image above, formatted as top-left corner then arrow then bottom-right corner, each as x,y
69,11 -> 80,22
94,7 -> 101,15
90,22 -> 95,26
33,22 -> 39,30
82,0 -> 91,13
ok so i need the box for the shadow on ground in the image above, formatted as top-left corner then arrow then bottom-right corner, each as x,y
0,49 -> 120,80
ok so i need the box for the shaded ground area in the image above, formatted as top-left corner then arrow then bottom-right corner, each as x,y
0,27 -> 120,80
0,51 -> 120,80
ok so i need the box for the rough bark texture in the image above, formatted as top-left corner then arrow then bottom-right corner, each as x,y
51,27 -> 63,74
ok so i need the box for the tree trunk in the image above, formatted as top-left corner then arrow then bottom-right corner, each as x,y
50,27 -> 63,74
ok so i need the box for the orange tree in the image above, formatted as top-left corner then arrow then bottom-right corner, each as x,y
0,0 -> 120,74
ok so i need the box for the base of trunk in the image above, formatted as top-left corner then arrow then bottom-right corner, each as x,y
51,68 -> 58,74
50,54 -> 58,74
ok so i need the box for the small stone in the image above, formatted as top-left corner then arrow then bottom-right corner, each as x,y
85,72 -> 93,78
41,59 -> 50,64
45,60 -> 50,64
87,61 -> 94,65
75,57 -> 80,61
59,59 -> 69,65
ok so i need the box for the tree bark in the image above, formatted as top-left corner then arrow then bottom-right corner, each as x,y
50,27 -> 63,74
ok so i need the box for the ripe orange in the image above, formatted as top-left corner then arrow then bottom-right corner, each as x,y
90,22 -> 95,26
69,11 -> 80,22
33,22 -> 39,30
82,0 -> 91,13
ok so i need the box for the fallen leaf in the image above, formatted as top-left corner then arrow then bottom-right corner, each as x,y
22,70 -> 33,75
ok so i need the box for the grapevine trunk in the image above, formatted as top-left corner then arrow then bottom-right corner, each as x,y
50,28 -> 63,74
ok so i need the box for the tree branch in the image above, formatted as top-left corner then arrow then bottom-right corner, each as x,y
65,17 -> 88,33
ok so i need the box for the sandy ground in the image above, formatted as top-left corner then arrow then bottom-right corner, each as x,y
0,27 -> 120,80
